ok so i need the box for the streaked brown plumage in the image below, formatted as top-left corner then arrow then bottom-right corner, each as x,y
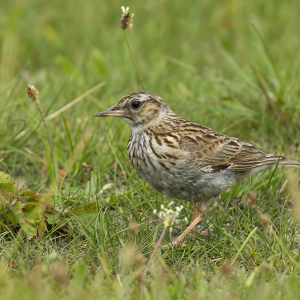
95,91 -> 300,246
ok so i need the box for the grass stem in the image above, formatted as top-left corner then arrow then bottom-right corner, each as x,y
36,100 -> 56,182
124,31 -> 144,89
143,225 -> 167,277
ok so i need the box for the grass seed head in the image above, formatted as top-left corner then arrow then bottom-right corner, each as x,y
51,264 -> 68,287
120,6 -> 134,30
134,253 -> 146,266
133,270 -> 143,283
286,170 -> 300,223
25,84 -> 39,101
262,262 -> 270,274
154,265 -> 167,282
220,263 -> 232,276
120,243 -> 136,265
82,162 -> 93,173
128,222 -> 140,235
246,191 -> 257,207
259,211 -> 270,228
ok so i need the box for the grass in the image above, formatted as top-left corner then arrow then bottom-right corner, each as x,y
1,0 -> 300,298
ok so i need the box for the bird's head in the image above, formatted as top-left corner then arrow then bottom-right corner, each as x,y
95,91 -> 172,128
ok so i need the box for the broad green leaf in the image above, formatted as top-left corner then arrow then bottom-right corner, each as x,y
0,190 -> 12,202
0,192 -> 11,220
68,203 -> 98,229
7,211 -> 18,226
0,171 -> 15,193
45,213 -> 64,224
11,203 -> 37,238
69,202 -> 96,214
23,203 -> 46,236
14,179 -> 27,192
20,191 -> 41,203
10,203 -> 24,226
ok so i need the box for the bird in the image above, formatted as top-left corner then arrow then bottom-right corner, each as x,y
95,90 -> 300,247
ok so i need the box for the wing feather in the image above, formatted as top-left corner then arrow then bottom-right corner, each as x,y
179,131 -> 284,173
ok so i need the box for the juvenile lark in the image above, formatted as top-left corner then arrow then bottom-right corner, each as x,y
95,91 -> 300,246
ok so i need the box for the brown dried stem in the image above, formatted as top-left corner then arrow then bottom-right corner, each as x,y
143,225 -> 167,277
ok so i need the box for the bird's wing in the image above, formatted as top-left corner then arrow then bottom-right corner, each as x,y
179,131 -> 283,172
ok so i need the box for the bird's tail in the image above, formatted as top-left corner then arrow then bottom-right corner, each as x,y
267,155 -> 300,167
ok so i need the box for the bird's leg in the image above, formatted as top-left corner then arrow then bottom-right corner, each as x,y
192,203 -> 200,234
172,202 -> 206,247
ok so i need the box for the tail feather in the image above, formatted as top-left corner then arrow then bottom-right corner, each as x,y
267,155 -> 300,167
278,160 -> 300,167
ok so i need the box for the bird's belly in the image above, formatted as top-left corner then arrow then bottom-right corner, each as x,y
137,166 -> 237,202
128,136 -> 237,202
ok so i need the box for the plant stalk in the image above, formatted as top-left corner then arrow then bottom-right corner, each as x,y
143,225 -> 167,277
36,101 -> 56,182
124,30 -> 144,89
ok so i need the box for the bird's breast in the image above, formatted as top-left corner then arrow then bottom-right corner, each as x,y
127,132 -> 180,176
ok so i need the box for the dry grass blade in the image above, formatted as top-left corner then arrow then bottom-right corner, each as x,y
46,81 -> 106,120
286,170 -> 300,223
14,82 -> 105,141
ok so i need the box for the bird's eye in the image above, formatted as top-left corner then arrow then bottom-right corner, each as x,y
131,101 -> 142,109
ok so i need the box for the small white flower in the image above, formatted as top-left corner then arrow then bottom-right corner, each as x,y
102,183 -> 113,190
166,209 -> 174,215
164,215 -> 175,227
153,209 -> 157,214
49,251 -> 58,261
153,202 -> 185,227
175,206 -> 182,212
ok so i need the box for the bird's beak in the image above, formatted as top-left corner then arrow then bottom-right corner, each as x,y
94,106 -> 126,117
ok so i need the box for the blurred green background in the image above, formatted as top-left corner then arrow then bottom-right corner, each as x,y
1,1 -> 300,156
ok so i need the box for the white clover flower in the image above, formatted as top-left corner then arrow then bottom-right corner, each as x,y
164,215 -> 175,227
153,202 -> 185,227
167,209 -> 173,215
